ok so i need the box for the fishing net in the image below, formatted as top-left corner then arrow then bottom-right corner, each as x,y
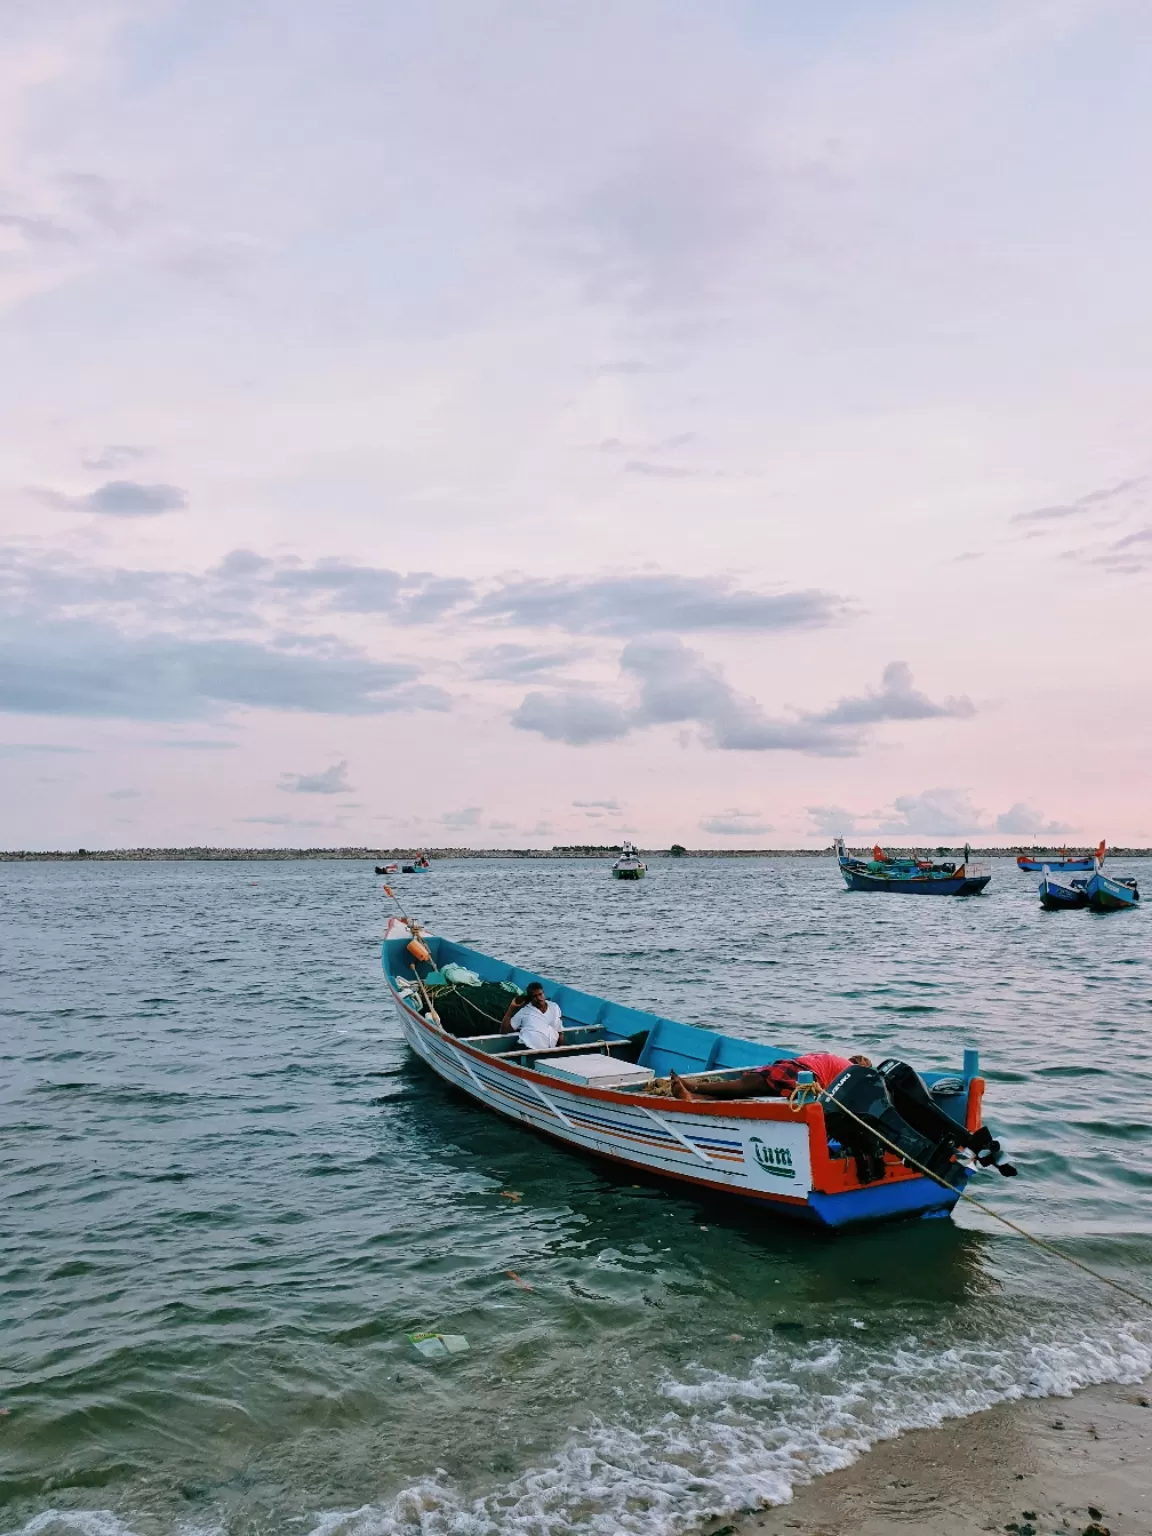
425,979 -> 520,1038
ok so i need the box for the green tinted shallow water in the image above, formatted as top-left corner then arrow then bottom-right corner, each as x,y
2,857 -> 1151,1536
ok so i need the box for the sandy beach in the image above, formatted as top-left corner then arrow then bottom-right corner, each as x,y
731,1378 -> 1152,1536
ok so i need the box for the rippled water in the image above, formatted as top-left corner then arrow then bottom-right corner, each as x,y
2,857 -> 1151,1536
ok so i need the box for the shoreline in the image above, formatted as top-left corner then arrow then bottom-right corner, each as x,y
3,848 -> 1149,863
730,1375 -> 1152,1536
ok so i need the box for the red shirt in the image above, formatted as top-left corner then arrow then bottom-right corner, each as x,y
797,1052 -> 853,1088
756,1052 -> 853,1097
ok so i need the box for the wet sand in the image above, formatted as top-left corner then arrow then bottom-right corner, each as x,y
731,1378 -> 1152,1536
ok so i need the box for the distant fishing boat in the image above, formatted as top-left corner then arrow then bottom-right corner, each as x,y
402,853 -> 432,874
834,838 -> 991,896
1017,841 -> 1104,873
375,864 -> 399,875
1038,868 -> 1089,910
381,919 -> 1009,1229
1084,861 -> 1140,912
611,841 -> 647,880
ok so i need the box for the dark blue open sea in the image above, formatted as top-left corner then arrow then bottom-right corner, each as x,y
3,857 -> 1151,1536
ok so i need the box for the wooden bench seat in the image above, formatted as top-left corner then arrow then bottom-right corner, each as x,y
499,1041 -> 615,1063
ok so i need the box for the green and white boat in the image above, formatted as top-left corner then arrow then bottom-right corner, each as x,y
611,841 -> 647,880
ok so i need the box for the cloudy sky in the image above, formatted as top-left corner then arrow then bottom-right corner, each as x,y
2,0 -> 1150,850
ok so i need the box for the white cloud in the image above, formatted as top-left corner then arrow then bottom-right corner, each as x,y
807,804 -> 860,837
878,788 -> 985,836
33,480 -> 188,517
815,661 -> 974,726
512,691 -> 632,746
995,802 -> 1072,835
700,809 -> 772,836
513,643 -> 973,757
441,806 -> 482,828
279,760 -> 353,795
820,793 -> 1074,839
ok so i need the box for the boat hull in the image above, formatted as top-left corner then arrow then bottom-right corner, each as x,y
1039,874 -> 1088,910
841,869 -> 991,896
1084,872 -> 1140,911
612,868 -> 646,880
1018,856 -> 1094,872
383,943 -> 969,1229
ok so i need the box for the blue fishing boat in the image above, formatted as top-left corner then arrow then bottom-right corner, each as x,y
1017,841 -> 1104,873
834,838 -> 991,896
381,916 -> 1014,1229
1038,868 -> 1089,910
1084,862 -> 1140,912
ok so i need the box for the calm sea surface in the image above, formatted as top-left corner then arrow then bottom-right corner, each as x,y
3,857 -> 1151,1536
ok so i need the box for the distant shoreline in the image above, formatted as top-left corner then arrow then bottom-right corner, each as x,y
3,846 -> 1149,862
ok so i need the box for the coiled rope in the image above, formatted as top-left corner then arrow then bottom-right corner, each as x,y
789,1084 -> 1152,1312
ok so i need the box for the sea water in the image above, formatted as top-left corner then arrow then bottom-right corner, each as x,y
2,856 -> 1151,1536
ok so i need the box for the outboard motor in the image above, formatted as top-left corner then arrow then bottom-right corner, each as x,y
822,1062 -> 1016,1186
877,1060 -> 1017,1178
822,1065 -> 968,1190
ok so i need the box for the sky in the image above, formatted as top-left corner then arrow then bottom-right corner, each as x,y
2,0 -> 1151,851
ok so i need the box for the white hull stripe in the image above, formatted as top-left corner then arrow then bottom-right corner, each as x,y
394,995 -> 760,1186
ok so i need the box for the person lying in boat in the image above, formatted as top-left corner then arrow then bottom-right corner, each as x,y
669,1052 -> 871,1100
501,980 -> 564,1051
672,1056 -> 1017,1179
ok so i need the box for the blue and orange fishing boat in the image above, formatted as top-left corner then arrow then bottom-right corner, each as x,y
834,838 -> 991,896
1017,841 -> 1104,873
381,916 -> 1014,1229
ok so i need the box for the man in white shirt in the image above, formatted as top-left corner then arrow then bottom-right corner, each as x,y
501,980 -> 564,1051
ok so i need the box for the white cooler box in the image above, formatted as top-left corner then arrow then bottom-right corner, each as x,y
536,1053 -> 654,1090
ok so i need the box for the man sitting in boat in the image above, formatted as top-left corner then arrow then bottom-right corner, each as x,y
501,981 -> 564,1051
670,1051 -> 870,1100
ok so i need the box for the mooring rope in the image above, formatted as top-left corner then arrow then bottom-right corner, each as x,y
790,1085 -> 1152,1312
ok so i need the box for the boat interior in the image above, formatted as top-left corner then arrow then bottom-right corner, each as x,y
384,934 -> 972,1120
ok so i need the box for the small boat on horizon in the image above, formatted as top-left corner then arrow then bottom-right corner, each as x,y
835,838 -> 991,896
381,919 -> 1011,1229
1017,841 -> 1105,873
611,841 -> 647,880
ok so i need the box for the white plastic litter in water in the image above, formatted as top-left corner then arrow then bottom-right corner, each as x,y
407,1333 -> 470,1359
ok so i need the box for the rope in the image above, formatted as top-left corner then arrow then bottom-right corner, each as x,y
451,988 -> 508,1029
794,1088 -> 1152,1312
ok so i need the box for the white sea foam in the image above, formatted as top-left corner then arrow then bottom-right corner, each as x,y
2,1518 -> 221,1536
10,1322 -> 1151,1536
299,1321 -> 1152,1536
